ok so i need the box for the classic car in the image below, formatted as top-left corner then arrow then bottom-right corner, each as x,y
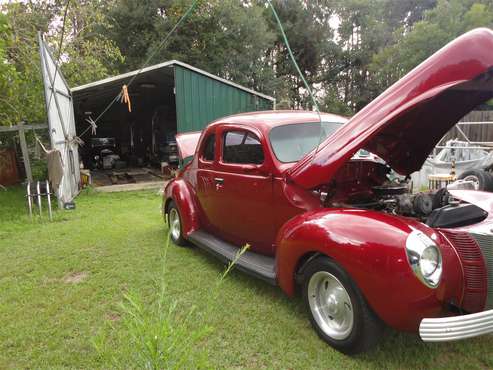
163,28 -> 493,354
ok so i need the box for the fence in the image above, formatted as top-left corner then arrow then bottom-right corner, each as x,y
0,122 -> 48,184
442,110 -> 493,145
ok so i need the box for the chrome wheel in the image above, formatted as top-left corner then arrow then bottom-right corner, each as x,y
463,175 -> 480,190
169,208 -> 181,241
307,271 -> 354,340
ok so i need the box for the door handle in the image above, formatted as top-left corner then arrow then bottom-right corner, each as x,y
214,177 -> 224,184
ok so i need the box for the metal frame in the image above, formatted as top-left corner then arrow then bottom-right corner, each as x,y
433,120 -> 493,155
38,32 -> 80,207
26,180 -> 53,221
0,123 -> 47,132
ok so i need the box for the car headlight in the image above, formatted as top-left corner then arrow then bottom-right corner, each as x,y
405,230 -> 442,288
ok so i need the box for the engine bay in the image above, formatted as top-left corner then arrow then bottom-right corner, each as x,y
321,158 -> 488,228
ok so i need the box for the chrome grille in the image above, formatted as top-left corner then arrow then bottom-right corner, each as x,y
470,233 -> 493,309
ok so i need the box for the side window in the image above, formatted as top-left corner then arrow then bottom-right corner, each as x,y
223,131 -> 264,165
202,134 -> 215,161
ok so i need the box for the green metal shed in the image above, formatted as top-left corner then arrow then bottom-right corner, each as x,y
68,60 -> 275,185
72,60 -> 275,136
173,63 -> 274,132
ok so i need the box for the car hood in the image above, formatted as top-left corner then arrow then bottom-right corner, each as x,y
175,131 -> 202,160
288,28 -> 493,189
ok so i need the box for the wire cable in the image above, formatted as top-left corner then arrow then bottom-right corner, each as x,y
266,0 -> 319,113
266,0 -> 325,153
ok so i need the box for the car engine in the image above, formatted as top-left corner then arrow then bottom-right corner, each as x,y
318,157 -> 490,227
326,181 -> 436,220
371,183 -> 435,218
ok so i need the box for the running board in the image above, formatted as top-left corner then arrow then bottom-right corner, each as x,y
188,230 -> 277,285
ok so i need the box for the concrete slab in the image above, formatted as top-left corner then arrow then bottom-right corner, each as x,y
94,181 -> 167,193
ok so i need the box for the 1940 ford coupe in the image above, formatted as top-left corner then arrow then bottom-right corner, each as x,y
163,28 -> 493,354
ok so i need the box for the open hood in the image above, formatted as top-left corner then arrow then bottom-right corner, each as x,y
288,28 -> 493,189
175,131 -> 202,160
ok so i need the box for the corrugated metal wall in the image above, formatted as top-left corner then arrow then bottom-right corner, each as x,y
174,65 -> 273,132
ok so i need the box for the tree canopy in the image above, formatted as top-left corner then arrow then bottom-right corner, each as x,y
1,0 -> 493,127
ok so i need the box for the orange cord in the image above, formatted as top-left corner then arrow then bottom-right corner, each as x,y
121,84 -> 132,112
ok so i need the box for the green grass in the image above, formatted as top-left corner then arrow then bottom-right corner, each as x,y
1,186 -> 493,369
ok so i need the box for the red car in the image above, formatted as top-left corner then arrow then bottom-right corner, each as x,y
163,28 -> 493,354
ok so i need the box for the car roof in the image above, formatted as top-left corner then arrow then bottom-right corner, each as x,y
207,110 -> 349,134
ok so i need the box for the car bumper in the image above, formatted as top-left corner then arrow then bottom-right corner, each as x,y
420,309 -> 493,342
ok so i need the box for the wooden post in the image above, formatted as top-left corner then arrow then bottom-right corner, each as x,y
18,121 -> 33,183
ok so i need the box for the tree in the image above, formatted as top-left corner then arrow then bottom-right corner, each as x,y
105,0 -> 277,94
264,0 -> 336,109
3,0 -> 493,128
0,13 -> 20,125
0,2 -> 55,126
319,0 -> 436,114
370,0 -> 493,97
59,0 -> 124,86
0,0 -> 123,127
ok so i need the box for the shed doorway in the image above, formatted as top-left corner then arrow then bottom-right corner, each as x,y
74,65 -> 177,188
71,60 -> 275,190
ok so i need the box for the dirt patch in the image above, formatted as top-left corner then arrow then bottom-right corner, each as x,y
63,271 -> 89,284
106,312 -> 121,321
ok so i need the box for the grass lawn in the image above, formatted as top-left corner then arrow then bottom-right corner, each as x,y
1,186 -> 493,369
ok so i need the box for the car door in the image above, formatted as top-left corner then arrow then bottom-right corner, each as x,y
210,126 -> 275,255
195,130 -> 220,232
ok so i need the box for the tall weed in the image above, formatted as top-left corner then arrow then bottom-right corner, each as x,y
93,232 -> 249,369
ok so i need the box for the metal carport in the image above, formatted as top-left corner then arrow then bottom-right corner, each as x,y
72,60 -> 275,134
70,60 -> 275,188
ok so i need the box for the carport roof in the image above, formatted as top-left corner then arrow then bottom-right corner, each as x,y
71,60 -> 275,102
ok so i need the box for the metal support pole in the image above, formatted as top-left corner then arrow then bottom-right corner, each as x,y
455,124 -> 471,143
36,181 -> 42,216
46,180 -> 53,221
18,121 -> 33,183
26,182 -> 33,220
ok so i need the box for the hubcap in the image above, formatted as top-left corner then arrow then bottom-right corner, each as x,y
169,208 -> 181,241
463,175 -> 480,190
307,271 -> 354,340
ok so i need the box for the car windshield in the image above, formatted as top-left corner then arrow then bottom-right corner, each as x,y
269,121 -> 345,163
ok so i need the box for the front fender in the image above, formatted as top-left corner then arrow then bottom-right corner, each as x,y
164,178 -> 201,237
275,209 -> 462,331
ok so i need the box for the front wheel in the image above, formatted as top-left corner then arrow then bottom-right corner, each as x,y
302,256 -> 383,355
167,201 -> 187,246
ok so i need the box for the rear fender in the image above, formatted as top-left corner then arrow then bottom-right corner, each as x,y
275,209 -> 463,331
164,179 -> 201,236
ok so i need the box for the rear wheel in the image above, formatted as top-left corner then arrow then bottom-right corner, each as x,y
302,256 -> 383,355
167,201 -> 187,246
